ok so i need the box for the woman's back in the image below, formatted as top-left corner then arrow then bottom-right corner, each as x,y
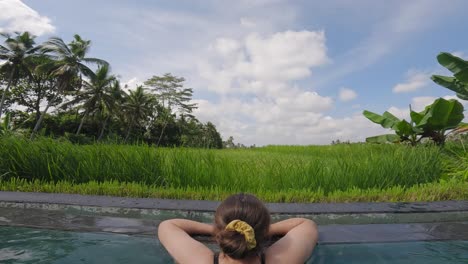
213,252 -> 265,264
157,193 -> 318,264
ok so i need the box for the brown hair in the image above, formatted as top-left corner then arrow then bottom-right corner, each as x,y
214,193 -> 270,259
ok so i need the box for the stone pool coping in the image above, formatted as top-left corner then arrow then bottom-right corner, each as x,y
1,206 -> 468,244
1,191 -> 468,244
1,191 -> 468,214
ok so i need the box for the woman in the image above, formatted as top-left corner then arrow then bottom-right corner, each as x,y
158,193 -> 319,264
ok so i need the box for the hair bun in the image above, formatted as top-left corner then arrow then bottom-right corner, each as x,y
216,229 -> 252,259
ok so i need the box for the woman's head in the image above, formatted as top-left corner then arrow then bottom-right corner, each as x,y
214,193 -> 270,259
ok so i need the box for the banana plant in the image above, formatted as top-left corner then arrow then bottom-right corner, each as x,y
0,113 -> 32,137
0,112 -> 12,136
363,110 -> 421,146
364,98 -> 464,146
431,52 -> 468,100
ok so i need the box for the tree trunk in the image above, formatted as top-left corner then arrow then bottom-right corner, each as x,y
31,84 -> 62,139
33,79 -> 43,125
97,115 -> 110,141
156,121 -> 168,147
0,69 -> 15,120
30,99 -> 53,139
124,120 -> 134,142
34,92 -> 42,125
76,109 -> 89,135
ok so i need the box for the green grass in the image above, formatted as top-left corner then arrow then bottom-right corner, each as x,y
1,137 -> 444,191
0,136 -> 466,202
1,177 -> 467,203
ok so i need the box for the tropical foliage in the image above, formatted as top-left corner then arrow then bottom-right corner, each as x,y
0,32 -> 39,120
0,32 -> 223,148
363,98 -> 464,146
431,52 -> 468,100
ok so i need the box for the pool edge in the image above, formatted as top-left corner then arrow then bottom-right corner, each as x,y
1,191 -> 468,214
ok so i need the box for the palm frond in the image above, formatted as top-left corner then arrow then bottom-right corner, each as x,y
0,44 -> 11,55
78,64 -> 95,78
40,37 -> 71,57
82,57 -> 109,66
0,32 -> 11,39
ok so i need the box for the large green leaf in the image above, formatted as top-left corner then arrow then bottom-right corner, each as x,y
394,120 -> 413,137
365,134 -> 400,144
437,52 -> 468,82
363,110 -> 400,129
410,110 -> 424,125
382,111 -> 400,125
414,98 -> 464,130
431,75 -> 468,96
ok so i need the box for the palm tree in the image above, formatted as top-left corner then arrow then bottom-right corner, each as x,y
63,64 -> 116,135
0,32 -> 39,119
31,34 -> 108,138
122,85 -> 156,141
97,80 -> 124,140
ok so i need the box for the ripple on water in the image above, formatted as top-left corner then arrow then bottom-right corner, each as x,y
1,226 -> 468,264
0,248 -> 41,262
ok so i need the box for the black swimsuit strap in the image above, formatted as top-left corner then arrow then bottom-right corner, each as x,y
213,253 -> 219,264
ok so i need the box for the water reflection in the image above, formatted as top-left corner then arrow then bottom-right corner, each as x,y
0,227 -> 76,263
309,241 -> 468,264
1,226 -> 467,264
0,226 -> 169,264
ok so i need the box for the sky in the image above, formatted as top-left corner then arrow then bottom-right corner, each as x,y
1,0 -> 468,145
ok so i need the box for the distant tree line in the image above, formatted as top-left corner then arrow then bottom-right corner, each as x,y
0,32 -> 223,148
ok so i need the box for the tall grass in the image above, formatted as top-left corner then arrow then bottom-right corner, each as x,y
0,137 -> 444,194
1,177 -> 467,202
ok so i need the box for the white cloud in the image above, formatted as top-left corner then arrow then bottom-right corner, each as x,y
387,106 -> 409,120
122,77 -> 143,91
190,29 -> 338,145
392,70 -> 430,93
199,30 -> 329,95
243,31 -> 329,80
339,88 -> 357,101
194,98 -> 387,145
0,0 -> 55,36
276,91 -> 333,112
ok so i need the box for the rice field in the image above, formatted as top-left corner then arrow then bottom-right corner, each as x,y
0,136 -> 447,199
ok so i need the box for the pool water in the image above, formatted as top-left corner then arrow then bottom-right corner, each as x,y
1,226 -> 467,264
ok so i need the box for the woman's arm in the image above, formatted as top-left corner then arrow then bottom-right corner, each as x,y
160,219 -> 215,235
265,218 -> 319,264
158,219 -> 214,264
268,218 -> 313,236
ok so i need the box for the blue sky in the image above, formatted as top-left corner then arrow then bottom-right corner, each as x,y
1,0 -> 468,145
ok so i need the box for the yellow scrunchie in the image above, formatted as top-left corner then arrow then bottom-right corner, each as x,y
225,220 -> 256,250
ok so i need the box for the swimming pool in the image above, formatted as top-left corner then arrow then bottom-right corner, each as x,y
1,226 -> 467,264
1,192 -> 468,263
